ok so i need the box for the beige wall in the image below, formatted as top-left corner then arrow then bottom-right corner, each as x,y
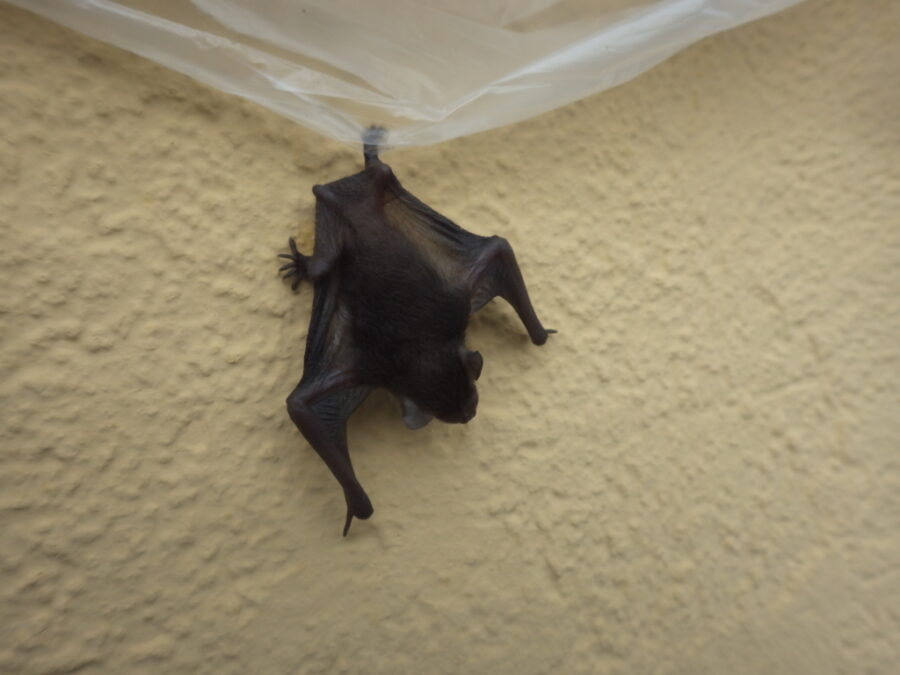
1,1 -> 898,673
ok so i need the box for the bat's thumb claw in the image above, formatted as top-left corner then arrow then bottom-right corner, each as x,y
531,328 -> 557,346
342,489 -> 373,537
343,510 -> 353,537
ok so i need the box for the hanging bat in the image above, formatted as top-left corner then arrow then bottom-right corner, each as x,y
279,128 -> 554,536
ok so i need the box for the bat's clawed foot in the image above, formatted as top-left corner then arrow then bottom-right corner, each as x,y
278,237 -> 308,291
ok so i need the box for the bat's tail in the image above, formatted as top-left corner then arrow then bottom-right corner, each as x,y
363,125 -> 386,167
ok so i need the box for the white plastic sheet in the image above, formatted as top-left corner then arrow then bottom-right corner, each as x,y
14,0 -> 803,147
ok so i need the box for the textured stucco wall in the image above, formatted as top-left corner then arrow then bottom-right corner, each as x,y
1,1 -> 898,673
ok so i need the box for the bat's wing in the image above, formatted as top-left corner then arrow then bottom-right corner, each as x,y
365,127 -> 550,343
285,196 -> 374,537
380,173 -> 553,345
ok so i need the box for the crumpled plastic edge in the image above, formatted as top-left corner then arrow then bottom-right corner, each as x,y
10,0 -> 805,147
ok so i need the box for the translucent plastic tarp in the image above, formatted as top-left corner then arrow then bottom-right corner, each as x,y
15,0 -> 803,147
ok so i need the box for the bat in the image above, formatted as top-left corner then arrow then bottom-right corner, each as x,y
279,128 -> 554,536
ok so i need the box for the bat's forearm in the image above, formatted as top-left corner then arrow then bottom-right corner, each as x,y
470,237 -> 550,345
286,379 -> 373,534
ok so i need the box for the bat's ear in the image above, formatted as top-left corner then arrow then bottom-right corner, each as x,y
462,348 -> 483,381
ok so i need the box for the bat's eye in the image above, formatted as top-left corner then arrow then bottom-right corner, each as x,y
466,350 -> 483,381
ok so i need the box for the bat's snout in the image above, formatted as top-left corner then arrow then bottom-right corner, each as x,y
434,390 -> 478,425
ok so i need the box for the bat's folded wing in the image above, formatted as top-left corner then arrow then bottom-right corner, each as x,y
383,185 -> 552,343
290,273 -> 374,535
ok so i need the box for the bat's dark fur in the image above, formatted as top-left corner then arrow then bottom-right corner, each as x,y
279,128 -> 554,536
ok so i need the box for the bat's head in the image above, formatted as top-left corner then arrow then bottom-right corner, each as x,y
402,346 -> 483,425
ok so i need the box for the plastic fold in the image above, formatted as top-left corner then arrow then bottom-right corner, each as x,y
13,0 -> 803,147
